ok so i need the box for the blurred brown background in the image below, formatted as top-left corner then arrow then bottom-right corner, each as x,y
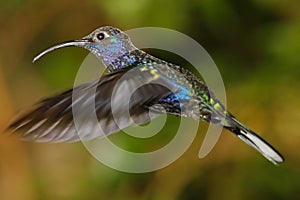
1,0 -> 300,199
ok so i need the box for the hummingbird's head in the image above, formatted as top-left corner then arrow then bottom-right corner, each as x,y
33,26 -> 137,66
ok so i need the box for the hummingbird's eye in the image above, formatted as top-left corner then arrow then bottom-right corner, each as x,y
96,32 -> 105,40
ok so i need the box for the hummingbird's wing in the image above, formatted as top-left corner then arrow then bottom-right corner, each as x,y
8,68 -> 172,142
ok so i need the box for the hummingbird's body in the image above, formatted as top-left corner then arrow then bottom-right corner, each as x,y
9,26 -> 284,165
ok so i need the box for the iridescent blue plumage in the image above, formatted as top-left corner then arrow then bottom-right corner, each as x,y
9,26 -> 284,165
82,27 -> 138,71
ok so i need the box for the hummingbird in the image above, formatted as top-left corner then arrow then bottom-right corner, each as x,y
9,26 -> 284,165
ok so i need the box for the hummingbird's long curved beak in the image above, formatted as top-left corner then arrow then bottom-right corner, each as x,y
33,39 -> 91,63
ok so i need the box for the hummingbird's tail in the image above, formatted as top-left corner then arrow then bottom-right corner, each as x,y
224,115 -> 284,165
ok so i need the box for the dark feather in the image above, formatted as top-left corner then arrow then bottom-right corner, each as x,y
224,114 -> 284,165
9,68 -> 172,142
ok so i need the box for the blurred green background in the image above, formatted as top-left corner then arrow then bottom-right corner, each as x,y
1,0 -> 300,199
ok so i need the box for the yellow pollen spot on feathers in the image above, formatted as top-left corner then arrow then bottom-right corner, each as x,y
140,66 -> 148,72
150,69 -> 159,80
214,102 -> 222,111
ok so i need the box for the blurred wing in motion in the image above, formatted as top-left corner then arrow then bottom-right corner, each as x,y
8,68 -> 172,142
